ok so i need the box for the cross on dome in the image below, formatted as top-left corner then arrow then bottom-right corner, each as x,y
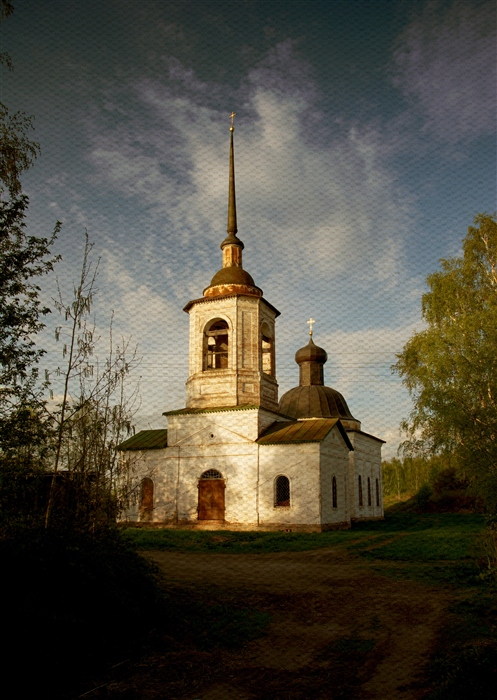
229,111 -> 236,131
307,317 -> 316,336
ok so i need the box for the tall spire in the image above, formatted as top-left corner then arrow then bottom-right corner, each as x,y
227,112 -> 237,235
202,113 -> 264,299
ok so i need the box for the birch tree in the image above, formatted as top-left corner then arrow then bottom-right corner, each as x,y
45,235 -> 140,530
394,214 -> 497,511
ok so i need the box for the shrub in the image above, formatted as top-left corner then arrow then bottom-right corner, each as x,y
432,468 -> 468,496
415,483 -> 433,508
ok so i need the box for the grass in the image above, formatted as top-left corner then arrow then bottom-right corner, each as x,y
122,526 -> 370,553
423,590 -> 497,699
123,512 -> 486,561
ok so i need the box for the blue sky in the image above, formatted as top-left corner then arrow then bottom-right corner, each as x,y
1,0 -> 495,456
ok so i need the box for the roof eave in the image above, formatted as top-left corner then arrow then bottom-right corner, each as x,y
183,294 -> 280,317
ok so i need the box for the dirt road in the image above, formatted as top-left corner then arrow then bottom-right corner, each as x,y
135,546 -> 449,700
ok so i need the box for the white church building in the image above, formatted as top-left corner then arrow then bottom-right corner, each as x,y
118,121 -> 384,531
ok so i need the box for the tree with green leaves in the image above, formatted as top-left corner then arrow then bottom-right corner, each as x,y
394,214 -> 497,512
0,2 -> 59,419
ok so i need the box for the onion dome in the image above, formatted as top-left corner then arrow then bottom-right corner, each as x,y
278,330 -> 361,430
295,336 -> 328,366
279,385 -> 360,429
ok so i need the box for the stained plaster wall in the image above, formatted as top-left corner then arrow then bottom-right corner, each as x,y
185,295 -> 279,411
166,406 -> 279,445
319,426 -> 351,526
347,431 -> 384,520
258,442 -> 322,527
126,408 -> 288,525
169,408 -> 287,525
124,412 -> 383,528
122,448 -> 176,523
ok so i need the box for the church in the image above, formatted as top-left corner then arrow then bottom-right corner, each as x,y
118,119 -> 385,531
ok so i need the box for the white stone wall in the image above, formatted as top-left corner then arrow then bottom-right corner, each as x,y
121,448 -> 177,523
320,427 -> 351,526
166,406 -> 282,445
185,295 -> 279,411
174,426 -> 259,525
347,431 -> 384,520
258,443 -> 322,527
121,413 -> 384,529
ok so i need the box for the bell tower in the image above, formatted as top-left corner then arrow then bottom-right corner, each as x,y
183,115 -> 279,412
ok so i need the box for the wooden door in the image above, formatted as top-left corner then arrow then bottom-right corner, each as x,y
198,479 -> 225,520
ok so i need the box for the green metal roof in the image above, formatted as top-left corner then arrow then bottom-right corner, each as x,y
117,429 -> 168,451
257,418 -> 353,450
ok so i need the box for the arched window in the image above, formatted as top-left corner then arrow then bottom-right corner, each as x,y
367,477 -> 372,506
261,322 -> 274,376
358,475 -> 363,507
332,476 -> 338,508
204,319 -> 229,370
140,477 -> 154,519
274,475 -> 290,507
200,469 -> 223,480
376,478 -> 380,507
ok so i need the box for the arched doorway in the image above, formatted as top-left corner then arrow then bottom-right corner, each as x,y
198,469 -> 225,521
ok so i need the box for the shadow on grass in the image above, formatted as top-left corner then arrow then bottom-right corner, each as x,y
421,589 -> 497,699
122,512 -> 486,562
2,528 -> 270,700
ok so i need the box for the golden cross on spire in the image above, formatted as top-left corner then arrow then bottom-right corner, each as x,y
229,111 -> 236,131
307,317 -> 316,336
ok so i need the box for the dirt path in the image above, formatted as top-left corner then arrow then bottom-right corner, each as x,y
86,546 -> 451,699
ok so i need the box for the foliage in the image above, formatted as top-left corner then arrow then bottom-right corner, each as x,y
0,2 -> 60,475
381,453 -> 448,501
44,234 -> 140,530
0,103 -> 40,197
415,483 -> 433,508
0,196 -> 59,414
0,3 -> 38,198
431,467 -> 468,495
394,214 -> 497,512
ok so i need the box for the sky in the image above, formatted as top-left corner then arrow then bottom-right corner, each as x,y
1,0 -> 496,457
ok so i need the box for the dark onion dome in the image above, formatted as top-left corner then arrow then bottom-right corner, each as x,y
295,336 -> 328,365
279,384 -> 360,428
279,333 -> 361,429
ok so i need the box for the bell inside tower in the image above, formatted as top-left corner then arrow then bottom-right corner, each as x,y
204,319 -> 229,370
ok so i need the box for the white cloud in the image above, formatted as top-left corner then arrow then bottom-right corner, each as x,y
57,41 -> 423,441
393,0 -> 496,142
85,43 -> 415,310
